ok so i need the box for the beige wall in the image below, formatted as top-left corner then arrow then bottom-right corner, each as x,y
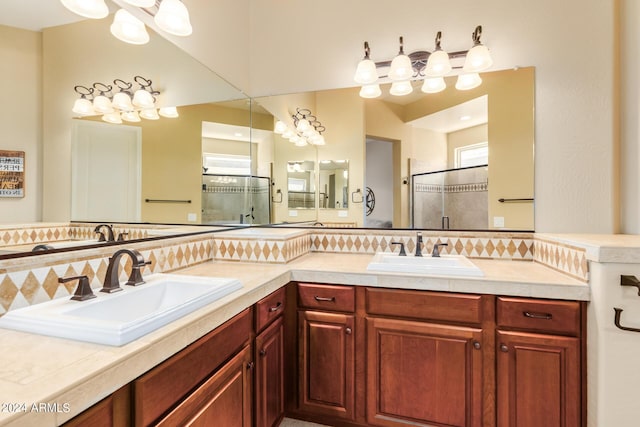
0,25 -> 42,223
447,125 -> 488,169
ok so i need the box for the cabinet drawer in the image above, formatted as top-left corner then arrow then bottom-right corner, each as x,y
497,297 -> 581,336
366,287 -> 485,325
298,283 -> 355,313
134,308 -> 253,426
256,287 -> 286,333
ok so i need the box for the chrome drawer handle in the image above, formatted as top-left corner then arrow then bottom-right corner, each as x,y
268,302 -> 282,312
523,311 -> 553,320
314,296 -> 336,302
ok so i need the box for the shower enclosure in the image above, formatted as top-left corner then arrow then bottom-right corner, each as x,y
412,165 -> 488,230
201,174 -> 271,225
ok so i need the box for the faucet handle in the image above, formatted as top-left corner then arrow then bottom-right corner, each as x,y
59,275 -> 96,301
117,232 -> 129,242
432,242 -> 449,258
390,241 -> 407,256
126,259 -> 152,287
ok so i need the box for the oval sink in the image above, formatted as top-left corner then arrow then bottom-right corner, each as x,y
0,274 -> 242,346
367,252 -> 484,277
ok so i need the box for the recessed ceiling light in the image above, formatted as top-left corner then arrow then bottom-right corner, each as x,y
460,115 -> 471,121
234,132 -> 243,137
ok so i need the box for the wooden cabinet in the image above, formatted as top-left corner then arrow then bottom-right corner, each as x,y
298,296 -> 356,421
63,385 -> 130,427
496,297 -> 583,427
255,288 -> 286,427
366,317 -> 484,427
156,345 -> 253,427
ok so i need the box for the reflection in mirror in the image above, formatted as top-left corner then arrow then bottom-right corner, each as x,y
319,160 -> 349,209
254,66 -> 534,230
287,161 -> 316,209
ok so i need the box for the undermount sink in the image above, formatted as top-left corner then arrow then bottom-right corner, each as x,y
367,252 -> 484,277
0,273 -> 243,346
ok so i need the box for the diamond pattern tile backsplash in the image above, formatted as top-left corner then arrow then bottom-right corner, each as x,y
533,238 -> 589,281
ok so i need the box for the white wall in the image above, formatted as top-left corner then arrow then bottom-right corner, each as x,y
248,0 -> 617,233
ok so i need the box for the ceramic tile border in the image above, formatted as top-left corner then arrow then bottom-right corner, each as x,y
0,234 -> 214,315
212,234 -> 312,263
309,229 -> 535,260
0,224 -> 71,248
533,237 -> 589,282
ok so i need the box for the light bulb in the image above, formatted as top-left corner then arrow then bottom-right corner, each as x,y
359,84 -> 381,99
110,9 -> 149,45
390,80 -> 413,96
154,0 -> 193,36
60,0 -> 108,19
159,106 -> 179,118
455,73 -> 482,90
421,77 -> 446,94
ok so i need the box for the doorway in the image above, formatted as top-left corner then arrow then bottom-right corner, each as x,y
365,138 -> 394,227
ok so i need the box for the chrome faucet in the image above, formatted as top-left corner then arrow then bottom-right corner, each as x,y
101,249 -> 151,293
432,242 -> 449,257
94,224 -> 115,242
415,232 -> 423,257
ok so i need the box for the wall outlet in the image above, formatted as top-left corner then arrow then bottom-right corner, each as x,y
289,210 -> 298,217
338,210 -> 348,217
493,216 -> 505,227
187,213 -> 197,222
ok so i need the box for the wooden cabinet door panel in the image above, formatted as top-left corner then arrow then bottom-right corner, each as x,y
256,316 -> 285,427
367,317 -> 483,427
156,345 -> 253,427
298,310 -> 355,420
496,330 -> 580,427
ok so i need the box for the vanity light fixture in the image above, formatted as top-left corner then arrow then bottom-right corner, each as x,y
273,108 -> 327,146
72,76 -> 176,124
61,0 -> 193,45
353,25 -> 493,98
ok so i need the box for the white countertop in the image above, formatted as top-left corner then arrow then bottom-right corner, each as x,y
0,253 -> 587,426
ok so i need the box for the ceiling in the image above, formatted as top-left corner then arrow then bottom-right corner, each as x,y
408,95 -> 488,134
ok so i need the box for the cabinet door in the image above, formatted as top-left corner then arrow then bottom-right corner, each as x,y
156,345 -> 253,427
298,310 -> 355,420
256,316 -> 285,427
496,330 -> 580,427
367,317 -> 484,427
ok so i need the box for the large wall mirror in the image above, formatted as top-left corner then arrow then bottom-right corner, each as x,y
252,67 -> 535,230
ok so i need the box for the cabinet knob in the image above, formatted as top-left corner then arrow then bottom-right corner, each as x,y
247,362 -> 255,370
500,344 -> 509,353
259,349 -> 267,357
473,341 -> 481,350
345,327 -> 352,335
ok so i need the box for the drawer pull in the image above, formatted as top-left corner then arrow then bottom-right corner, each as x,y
268,302 -> 283,312
523,311 -> 553,320
500,344 -> 509,353
314,296 -> 336,302
345,327 -> 352,335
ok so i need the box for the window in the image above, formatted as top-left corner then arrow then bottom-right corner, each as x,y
455,142 -> 488,168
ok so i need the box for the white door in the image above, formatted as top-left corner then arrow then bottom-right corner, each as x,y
71,121 -> 141,222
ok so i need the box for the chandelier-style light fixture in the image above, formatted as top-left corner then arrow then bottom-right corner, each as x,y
60,0 -> 193,45
72,76 -> 179,124
273,108 -> 327,146
354,26 -> 493,98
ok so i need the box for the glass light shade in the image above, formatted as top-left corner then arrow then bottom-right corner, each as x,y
294,137 -> 308,147
311,134 -> 326,146
121,111 -> 141,122
154,0 -> 193,36
424,50 -> 452,77
455,73 -> 482,90
359,84 -> 381,99
389,80 -> 413,96
274,120 -> 287,134
282,129 -> 295,139
421,77 -> 446,94
463,44 -> 493,72
388,54 -> 413,81
303,127 -> 317,138
139,108 -> 160,120
289,135 -> 300,143
93,95 -> 114,113
122,0 -> 155,6
353,58 -> 378,84
102,112 -> 122,124
159,106 -> 179,118
132,89 -> 155,108
112,92 -> 134,111
296,118 -> 311,132
110,9 -> 149,45
60,0 -> 109,19
72,98 -> 96,116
